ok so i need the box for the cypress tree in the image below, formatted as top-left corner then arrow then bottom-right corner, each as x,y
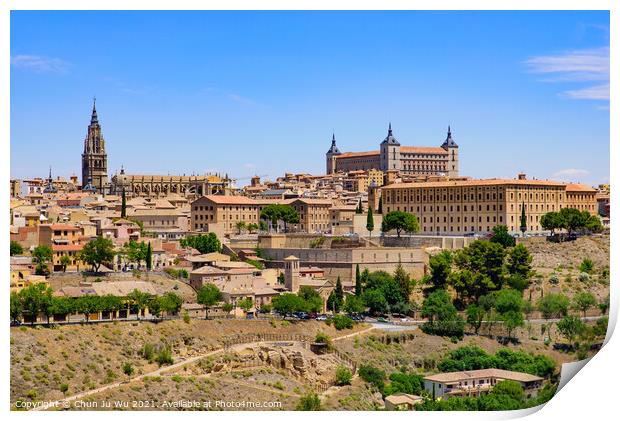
335,276 -> 344,309
355,264 -> 362,296
366,207 -> 374,236
121,188 -> 127,218
145,242 -> 152,271
356,199 -> 363,214
377,197 -> 383,214
520,202 -> 527,236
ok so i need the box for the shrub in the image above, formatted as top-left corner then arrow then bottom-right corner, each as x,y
549,273 -> 559,285
296,392 -> 322,410
332,315 -> 354,330
59,383 -> 69,394
183,311 -> 190,324
314,332 -> 332,348
334,365 -> 353,386
156,346 -> 174,366
358,364 -> 386,391
579,258 -> 594,274
141,343 -> 155,362
578,272 -> 590,282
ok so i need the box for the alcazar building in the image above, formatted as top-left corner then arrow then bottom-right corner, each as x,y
326,124 -> 459,178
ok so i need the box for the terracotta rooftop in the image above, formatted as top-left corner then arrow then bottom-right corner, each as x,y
401,146 -> 448,155
336,151 -> 380,158
424,368 -> 542,384
381,178 -> 568,189
566,183 -> 596,192
194,195 -> 259,205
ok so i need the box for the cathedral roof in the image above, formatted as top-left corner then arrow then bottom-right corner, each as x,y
381,123 -> 400,146
326,133 -> 341,155
441,126 -> 458,149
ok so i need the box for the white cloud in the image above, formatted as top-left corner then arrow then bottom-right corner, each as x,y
11,54 -> 70,74
552,168 -> 590,181
523,47 -> 609,101
227,93 -> 255,106
563,84 -> 609,100
243,163 -> 256,169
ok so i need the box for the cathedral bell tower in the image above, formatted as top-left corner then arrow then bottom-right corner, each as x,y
81,98 -> 108,192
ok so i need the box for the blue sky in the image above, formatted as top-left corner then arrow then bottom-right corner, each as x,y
10,11 -> 609,186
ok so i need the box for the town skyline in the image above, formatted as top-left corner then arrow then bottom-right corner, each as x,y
11,11 -> 610,185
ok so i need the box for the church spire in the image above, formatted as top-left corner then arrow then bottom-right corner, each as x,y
90,96 -> 98,125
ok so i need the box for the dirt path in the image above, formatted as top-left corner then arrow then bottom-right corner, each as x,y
32,328 -> 374,411
209,376 -> 301,398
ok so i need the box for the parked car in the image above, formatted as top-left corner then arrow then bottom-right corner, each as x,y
377,317 -> 388,323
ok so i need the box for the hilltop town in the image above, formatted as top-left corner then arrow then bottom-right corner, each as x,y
10,102 -> 610,411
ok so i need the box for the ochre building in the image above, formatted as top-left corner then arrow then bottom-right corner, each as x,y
380,176 -> 597,235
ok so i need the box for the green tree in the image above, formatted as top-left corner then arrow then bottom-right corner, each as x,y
507,244 -> 532,279
158,292 -> 183,316
272,293 -> 305,314
10,240 -> 23,256
366,207 -> 374,236
237,297 -> 253,313
235,221 -> 247,234
80,236 -> 115,272
573,292 -> 597,320
584,214 -> 603,233
494,289 -> 524,339
32,245 -> 53,264
122,362 -> 134,381
335,365 -> 353,386
466,303 -> 484,335
121,188 -> 127,218
197,284 -> 222,319
259,204 -> 300,233
449,269 -> 495,304
344,294 -> 365,314
520,202 -> 527,235
381,211 -> 419,237
355,199 -> 363,214
296,392 -> 322,411
556,315 -> 585,349
277,272 -> 285,285
537,293 -> 570,340
377,197 -> 383,214
427,250 -> 453,291
327,277 -> 344,313
222,303 -> 234,313
362,289 -> 388,315
540,212 -> 562,235
298,286 -> 324,313
10,291 -> 23,323
59,254 -> 71,272
180,233 -> 222,254
145,242 -> 152,271
126,289 -> 152,319
490,225 -> 515,248
122,240 -> 148,269
454,240 -> 506,289
393,263 -> 413,302
18,283 -> 52,325
358,364 -> 386,391
355,264 -> 362,296
421,289 -> 457,322
558,207 -> 589,237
